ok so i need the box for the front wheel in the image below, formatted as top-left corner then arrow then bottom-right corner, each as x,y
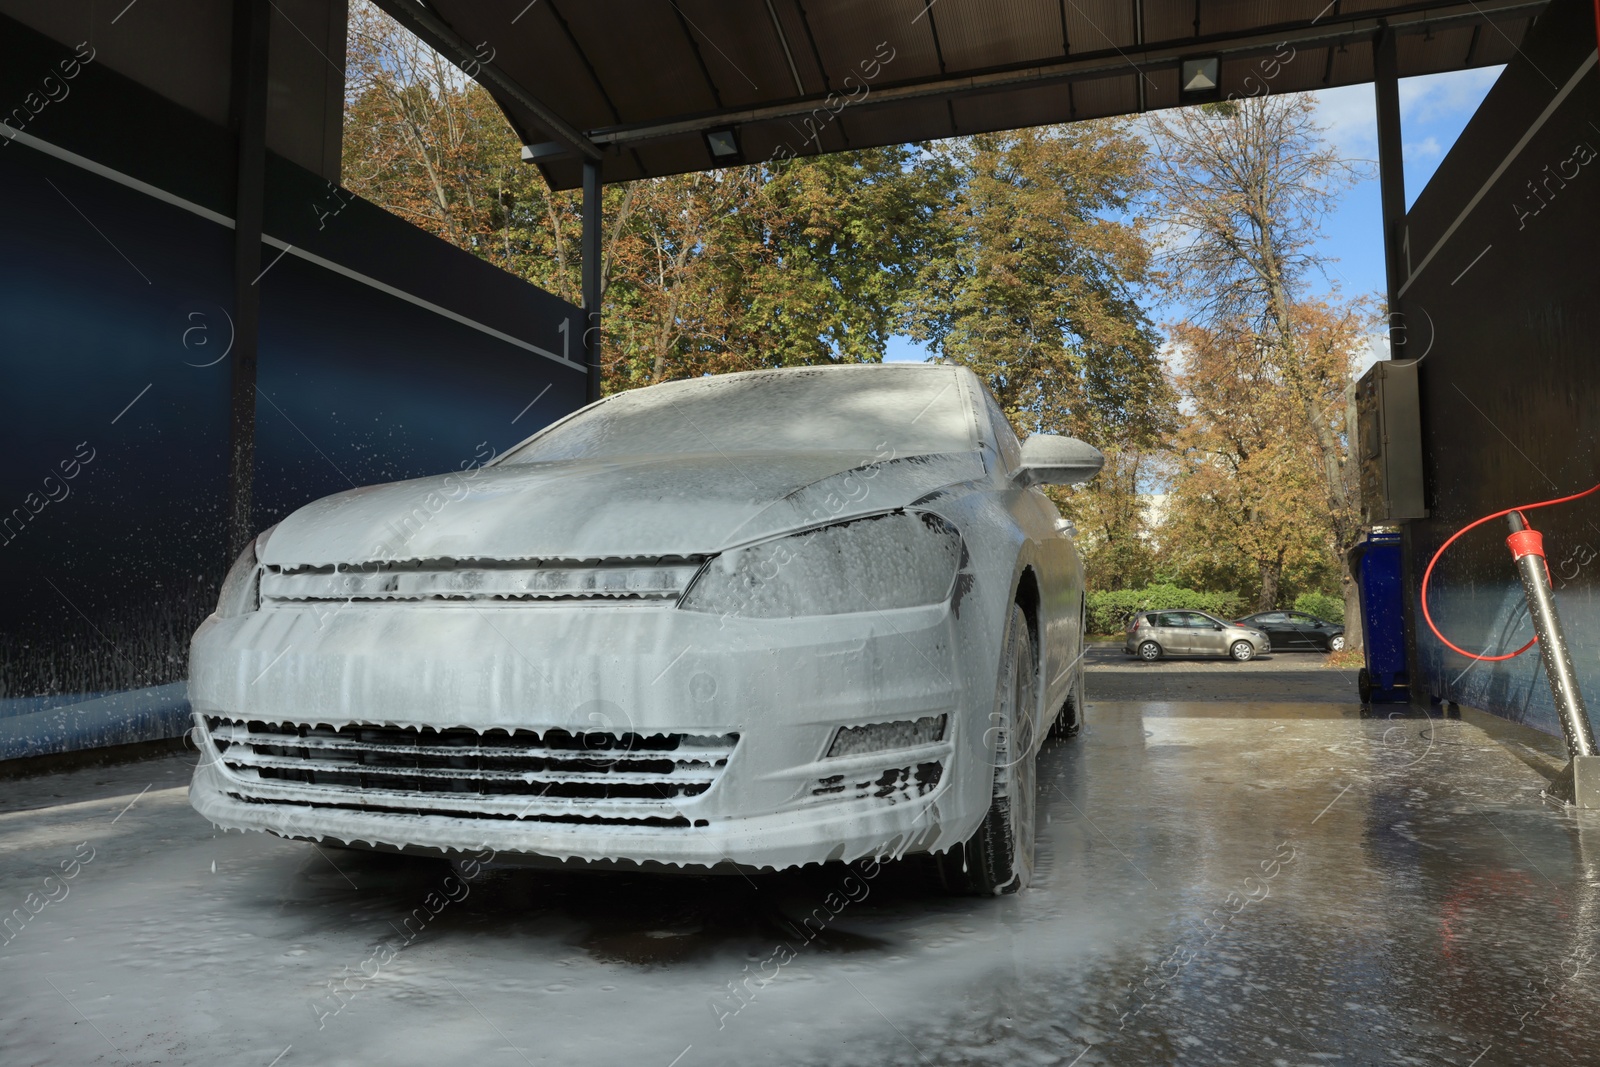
1230,640 -> 1256,662
1137,641 -> 1162,662
932,604 -> 1037,896
1328,634 -> 1346,652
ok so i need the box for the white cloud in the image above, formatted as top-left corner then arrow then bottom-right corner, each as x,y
1303,83 -> 1379,163
1404,135 -> 1443,164
1398,66 -> 1503,126
1298,65 -> 1505,167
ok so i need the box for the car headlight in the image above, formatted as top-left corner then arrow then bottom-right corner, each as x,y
679,511 -> 964,619
216,525 -> 275,618
827,715 -> 946,757
216,542 -> 260,618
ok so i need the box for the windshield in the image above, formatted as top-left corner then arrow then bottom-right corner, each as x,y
499,366 -> 976,464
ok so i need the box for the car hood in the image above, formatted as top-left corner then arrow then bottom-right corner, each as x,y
259,449 -> 988,566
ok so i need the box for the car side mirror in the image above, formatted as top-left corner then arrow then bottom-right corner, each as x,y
1013,435 -> 1105,487
1213,623 -> 1223,630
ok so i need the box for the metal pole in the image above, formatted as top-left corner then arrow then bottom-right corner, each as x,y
1508,513 -> 1598,758
1372,22 -> 1407,357
226,0 -> 270,561
581,159 -> 602,404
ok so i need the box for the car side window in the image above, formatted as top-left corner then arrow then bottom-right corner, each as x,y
979,386 -> 1023,474
1176,612 -> 1211,628
1256,612 -> 1288,625
1288,612 -> 1318,625
1152,612 -> 1179,628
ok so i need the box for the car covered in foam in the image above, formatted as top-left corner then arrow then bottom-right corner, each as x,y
187,363 -> 1102,893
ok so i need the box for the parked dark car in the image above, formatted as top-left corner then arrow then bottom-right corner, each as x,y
1235,610 -> 1345,652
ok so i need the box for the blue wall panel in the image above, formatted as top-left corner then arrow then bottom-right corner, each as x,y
1398,0 -> 1600,736
253,250 -> 585,531
0,139 -> 233,705
0,17 -> 586,752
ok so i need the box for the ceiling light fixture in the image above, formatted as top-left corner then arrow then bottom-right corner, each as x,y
704,127 -> 742,161
1179,56 -> 1221,101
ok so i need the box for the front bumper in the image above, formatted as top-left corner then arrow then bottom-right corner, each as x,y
187,601 -> 991,871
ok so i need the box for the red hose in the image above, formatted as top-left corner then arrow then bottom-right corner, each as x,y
1420,481 -> 1600,660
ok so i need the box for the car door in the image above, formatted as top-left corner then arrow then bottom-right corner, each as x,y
1179,612 -> 1228,656
1250,612 -> 1292,647
1285,612 -> 1326,648
1150,612 -> 1189,654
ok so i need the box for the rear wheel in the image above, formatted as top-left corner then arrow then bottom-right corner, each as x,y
1328,634 -> 1346,652
1137,640 -> 1162,662
933,605 -> 1037,896
1230,640 -> 1256,662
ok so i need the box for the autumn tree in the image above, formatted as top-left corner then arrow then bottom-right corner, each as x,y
1162,318 -> 1344,609
342,1 -> 524,252
1148,96 -> 1367,646
906,125 -> 1170,444
341,1 -> 945,394
598,146 -> 947,386
1073,448 -> 1165,592
900,125 -> 1174,593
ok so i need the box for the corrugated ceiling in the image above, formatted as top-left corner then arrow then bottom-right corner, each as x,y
375,0 -> 1546,188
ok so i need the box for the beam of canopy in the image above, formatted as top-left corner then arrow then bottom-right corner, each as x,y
375,0 -> 1545,189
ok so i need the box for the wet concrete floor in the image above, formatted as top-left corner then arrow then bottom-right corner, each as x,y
2,672 -> 1597,1066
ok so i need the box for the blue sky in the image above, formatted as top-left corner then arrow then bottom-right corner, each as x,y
884,65 -> 1504,366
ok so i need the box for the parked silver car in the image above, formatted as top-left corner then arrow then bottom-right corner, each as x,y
1124,610 -> 1270,662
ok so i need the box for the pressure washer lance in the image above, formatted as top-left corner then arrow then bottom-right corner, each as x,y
1423,483 -> 1600,805
1506,511 -> 1597,760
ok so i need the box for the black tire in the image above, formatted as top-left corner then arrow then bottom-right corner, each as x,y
1358,667 -> 1372,704
1049,601 -> 1087,741
1230,640 -> 1256,662
1137,640 -> 1162,662
933,605 -> 1038,896
1327,634 -> 1346,652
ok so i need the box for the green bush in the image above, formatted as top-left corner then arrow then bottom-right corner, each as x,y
1087,584 -> 1245,635
1293,592 -> 1344,624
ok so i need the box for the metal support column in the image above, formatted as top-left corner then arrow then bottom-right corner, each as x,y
582,159 -> 603,404
1373,22 -> 1406,355
1373,22 -> 1428,708
226,0 -> 270,561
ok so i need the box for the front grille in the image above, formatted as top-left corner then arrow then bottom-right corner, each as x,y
811,762 -> 942,804
259,556 -> 706,605
207,716 -> 736,826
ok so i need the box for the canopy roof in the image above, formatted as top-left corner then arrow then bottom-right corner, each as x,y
377,0 -> 1545,188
